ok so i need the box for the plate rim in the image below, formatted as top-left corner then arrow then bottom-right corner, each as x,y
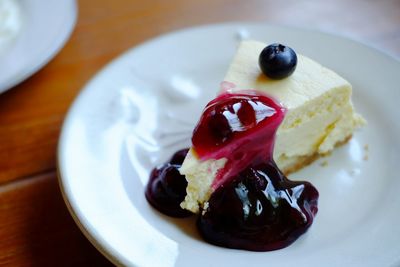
57,21 -> 400,267
56,167 -> 125,266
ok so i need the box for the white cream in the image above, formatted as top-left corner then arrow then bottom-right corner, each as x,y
0,0 -> 22,54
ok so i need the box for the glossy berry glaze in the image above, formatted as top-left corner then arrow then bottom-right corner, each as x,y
198,163 -> 318,251
145,91 -> 319,251
145,148 -> 192,217
193,91 -> 285,190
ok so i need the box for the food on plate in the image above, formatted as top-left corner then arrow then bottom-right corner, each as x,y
181,40 -> 365,213
145,40 -> 365,251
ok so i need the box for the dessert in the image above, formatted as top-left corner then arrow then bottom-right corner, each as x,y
146,91 -> 319,251
180,40 -> 365,213
145,40 -> 364,251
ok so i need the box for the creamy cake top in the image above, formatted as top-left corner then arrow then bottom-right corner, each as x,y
224,40 -> 351,110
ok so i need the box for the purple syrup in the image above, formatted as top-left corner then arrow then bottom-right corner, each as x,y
191,91 -> 286,190
198,162 -> 318,251
145,149 -> 192,218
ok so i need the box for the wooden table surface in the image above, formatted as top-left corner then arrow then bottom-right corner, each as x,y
0,0 -> 399,266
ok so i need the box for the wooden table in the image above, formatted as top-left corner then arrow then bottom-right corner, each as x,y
0,0 -> 399,265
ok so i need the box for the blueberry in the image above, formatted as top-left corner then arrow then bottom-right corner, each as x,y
258,43 -> 297,79
208,112 -> 232,143
169,148 -> 189,165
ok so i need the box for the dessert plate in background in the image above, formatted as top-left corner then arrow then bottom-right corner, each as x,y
57,23 -> 400,267
0,0 -> 77,94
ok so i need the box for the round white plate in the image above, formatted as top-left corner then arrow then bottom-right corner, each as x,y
58,23 -> 400,267
0,0 -> 77,93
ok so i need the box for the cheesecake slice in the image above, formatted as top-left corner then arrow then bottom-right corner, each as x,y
180,40 -> 365,213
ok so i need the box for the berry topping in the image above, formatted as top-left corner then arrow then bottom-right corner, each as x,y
145,92 -> 319,251
198,163 -> 319,251
258,43 -> 297,79
169,148 -> 190,165
192,91 -> 285,189
145,149 -> 192,218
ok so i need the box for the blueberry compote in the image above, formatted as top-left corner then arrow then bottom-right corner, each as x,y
145,91 -> 319,251
145,148 -> 192,217
198,163 -> 318,251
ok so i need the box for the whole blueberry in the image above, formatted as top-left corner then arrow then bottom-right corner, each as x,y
258,43 -> 297,79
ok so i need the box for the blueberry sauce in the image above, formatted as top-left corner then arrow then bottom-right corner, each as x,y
145,149 -> 192,218
198,163 -> 318,251
145,91 -> 319,251
192,91 -> 286,190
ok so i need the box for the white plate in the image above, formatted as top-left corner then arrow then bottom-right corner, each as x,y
0,0 -> 77,93
58,23 -> 400,267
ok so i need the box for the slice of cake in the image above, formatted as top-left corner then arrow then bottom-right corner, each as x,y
180,40 -> 365,213
146,91 -> 320,251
